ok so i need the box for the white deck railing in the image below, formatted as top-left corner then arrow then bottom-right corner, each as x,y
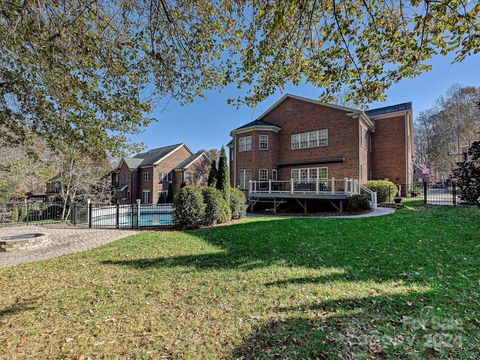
249,178 -> 360,196
360,185 -> 378,209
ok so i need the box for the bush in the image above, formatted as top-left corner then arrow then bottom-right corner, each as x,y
345,194 -> 371,211
218,201 -> 232,224
173,186 -> 205,229
20,206 -> 28,221
364,180 -> 397,203
202,187 -> 224,226
230,187 -> 247,219
11,207 -> 19,222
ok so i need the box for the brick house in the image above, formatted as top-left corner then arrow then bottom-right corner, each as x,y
112,143 -> 211,204
228,94 -> 414,211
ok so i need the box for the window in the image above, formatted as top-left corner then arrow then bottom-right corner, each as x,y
238,136 -> 252,152
291,129 -> 328,149
127,191 -> 131,202
142,189 -> 151,204
143,172 -> 151,181
159,172 -> 172,182
259,135 -> 269,150
157,190 -> 168,203
185,172 -> 194,184
259,169 -> 268,181
291,167 -> 328,182
238,169 -> 252,189
272,169 -> 278,181
362,130 -> 370,151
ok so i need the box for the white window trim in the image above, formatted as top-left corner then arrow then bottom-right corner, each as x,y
238,136 -> 252,152
272,169 -> 278,181
238,169 -> 252,189
259,135 -> 269,150
291,167 -> 328,182
143,172 -> 151,181
142,189 -> 151,203
259,168 -> 268,181
291,129 -> 328,150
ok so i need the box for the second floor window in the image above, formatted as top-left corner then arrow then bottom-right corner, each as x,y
159,172 -> 172,182
291,129 -> 328,150
238,169 -> 252,189
259,135 -> 269,150
143,172 -> 151,181
238,136 -> 252,152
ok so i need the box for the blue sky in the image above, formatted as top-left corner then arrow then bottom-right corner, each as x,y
131,53 -> 480,153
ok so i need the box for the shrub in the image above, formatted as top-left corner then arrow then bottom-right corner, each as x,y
230,187 -> 247,219
345,194 -> 371,212
364,180 -> 397,203
11,207 -> 19,222
173,186 -> 205,229
218,201 -> 232,224
20,206 -> 28,221
216,146 -> 230,202
202,187 -> 224,226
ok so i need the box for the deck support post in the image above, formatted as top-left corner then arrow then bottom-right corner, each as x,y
268,179 -> 272,194
304,200 -> 307,214
273,198 -> 276,214
339,200 -> 343,213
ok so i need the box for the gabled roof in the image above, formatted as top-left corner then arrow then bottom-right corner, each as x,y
256,94 -> 359,121
134,143 -> 190,167
365,102 -> 412,117
175,152 -> 211,170
234,119 -> 281,131
121,157 -> 144,169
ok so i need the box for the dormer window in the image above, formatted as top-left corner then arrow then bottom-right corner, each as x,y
259,135 -> 269,150
238,136 -> 252,152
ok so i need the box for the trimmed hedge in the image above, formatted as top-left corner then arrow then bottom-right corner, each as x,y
173,186 -> 205,229
202,187 -> 224,226
230,187 -> 247,219
345,194 -> 371,211
364,180 -> 397,203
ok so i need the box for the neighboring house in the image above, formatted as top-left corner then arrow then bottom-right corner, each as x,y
413,163 -> 430,184
228,94 -> 414,211
112,143 -> 211,204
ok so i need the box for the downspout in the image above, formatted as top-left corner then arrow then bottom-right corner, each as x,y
233,134 -> 237,187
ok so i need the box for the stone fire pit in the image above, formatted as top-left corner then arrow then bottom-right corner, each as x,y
0,233 -> 51,252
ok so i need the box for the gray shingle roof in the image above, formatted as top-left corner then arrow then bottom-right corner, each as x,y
234,119 -> 281,131
175,152 -> 211,170
134,143 -> 184,167
122,157 -> 144,169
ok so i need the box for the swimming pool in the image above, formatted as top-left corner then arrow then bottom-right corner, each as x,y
90,205 -> 174,228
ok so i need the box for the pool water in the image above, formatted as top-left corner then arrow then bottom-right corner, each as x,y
92,212 -> 173,228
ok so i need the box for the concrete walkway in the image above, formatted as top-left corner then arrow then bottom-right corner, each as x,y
0,225 -> 138,268
249,206 -> 395,219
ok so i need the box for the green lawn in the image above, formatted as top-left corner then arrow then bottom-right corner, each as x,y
1,205 -> 479,359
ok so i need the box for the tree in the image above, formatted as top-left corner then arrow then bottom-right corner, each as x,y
1,1 -> 152,158
166,182 -> 174,203
57,152 -> 113,220
2,1 -> 480,158
414,85 -> 480,181
452,141 -> 480,205
207,160 -> 218,187
216,146 -> 230,200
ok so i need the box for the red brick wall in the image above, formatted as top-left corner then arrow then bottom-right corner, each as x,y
371,115 -> 407,184
231,97 -> 360,186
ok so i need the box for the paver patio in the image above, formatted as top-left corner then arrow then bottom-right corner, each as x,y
0,225 -> 138,268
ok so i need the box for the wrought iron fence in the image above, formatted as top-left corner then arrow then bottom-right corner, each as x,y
386,182 -> 462,206
0,201 -> 67,227
76,202 -> 174,229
